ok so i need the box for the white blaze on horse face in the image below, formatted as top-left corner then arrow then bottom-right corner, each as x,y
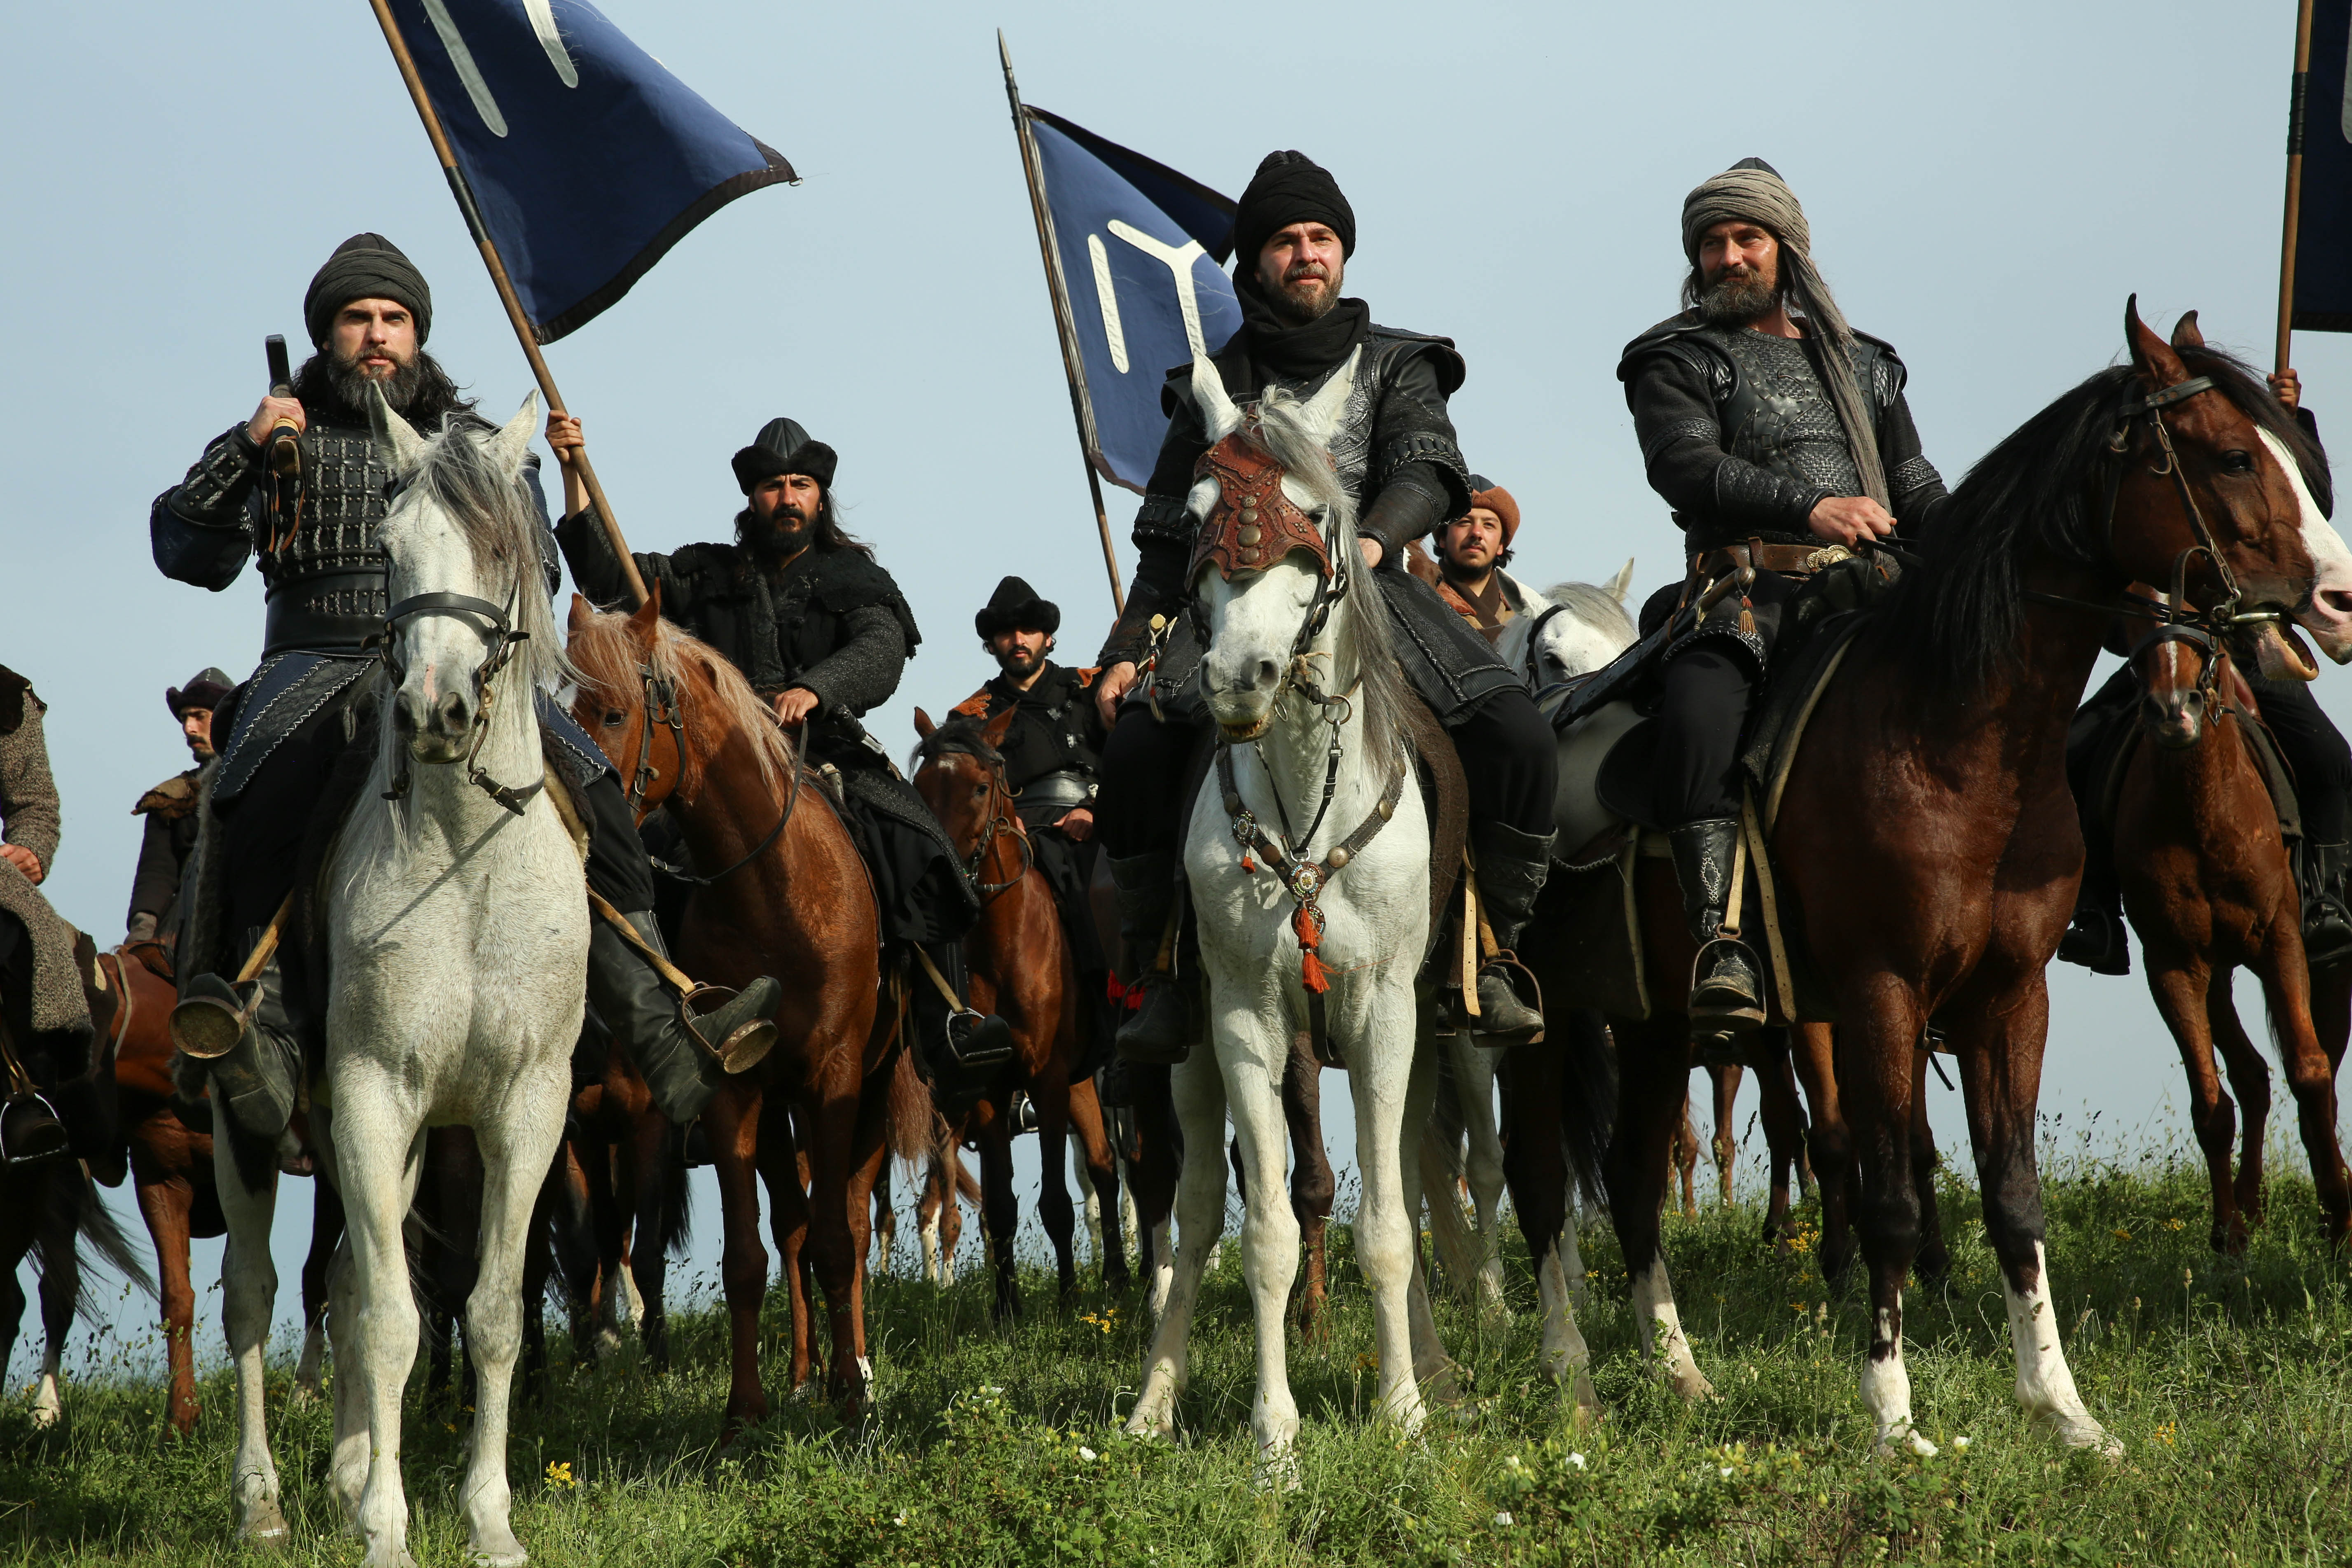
2256,426 -> 2352,661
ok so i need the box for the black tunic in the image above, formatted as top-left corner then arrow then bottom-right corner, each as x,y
951,662 -> 1106,823
126,769 -> 202,935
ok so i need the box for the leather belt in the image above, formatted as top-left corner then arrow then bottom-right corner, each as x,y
262,570 -> 390,657
1692,540 -> 1855,580
1017,770 -> 1095,811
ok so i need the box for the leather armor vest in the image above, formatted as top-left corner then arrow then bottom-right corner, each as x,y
259,421 -> 394,655
1260,332 -> 1428,511
1700,326 -> 1884,498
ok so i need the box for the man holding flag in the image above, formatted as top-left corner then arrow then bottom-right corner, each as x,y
149,235 -> 781,1143
1089,152 -> 1560,1058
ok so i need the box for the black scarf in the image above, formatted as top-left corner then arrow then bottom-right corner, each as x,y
1218,269 -> 1371,400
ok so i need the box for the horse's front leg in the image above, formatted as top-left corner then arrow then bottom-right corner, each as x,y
1215,995 -> 1305,1472
457,1075 -> 569,1567
1601,1016 -> 1713,1401
327,1080 -> 431,1567
1833,978 -> 1938,1458
210,1117 -> 292,1545
1445,1035 -> 1509,1316
1126,1050 -> 1227,1438
1348,977 -> 1433,1437
704,1080 -> 771,1438
1033,1074 -> 1081,1301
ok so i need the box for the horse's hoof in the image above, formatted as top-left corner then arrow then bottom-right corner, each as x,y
1666,1366 -> 1717,1402
1421,1362 -> 1466,1408
2041,1411 -> 2124,1460
238,1499 -> 292,1549
1251,1446 -> 1302,1493
1872,1425 -> 1938,1460
466,1533 -> 529,1567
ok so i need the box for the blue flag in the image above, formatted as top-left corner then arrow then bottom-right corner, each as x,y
1024,107 -> 1240,492
388,0 -> 794,342
2296,6 -> 2352,333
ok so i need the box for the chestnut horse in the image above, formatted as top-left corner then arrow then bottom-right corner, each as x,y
1547,305 -> 2352,1456
909,704 -> 1127,1312
568,592 -> 910,1422
2108,585 -> 2352,1251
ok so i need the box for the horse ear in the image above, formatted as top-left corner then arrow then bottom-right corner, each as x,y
1609,557 -> 1637,605
367,382 -> 428,474
625,579 -> 663,645
1189,354 -> 1243,442
1297,344 -> 1362,438
566,592 -> 594,638
2171,309 -> 2206,350
979,703 -> 1019,749
2125,294 -> 2191,388
486,391 -> 541,479
914,707 -> 937,739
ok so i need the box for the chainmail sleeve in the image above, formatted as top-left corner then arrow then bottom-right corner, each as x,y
1626,351 -> 1823,538
0,699 -> 62,874
795,603 -> 912,719
151,425 -> 264,590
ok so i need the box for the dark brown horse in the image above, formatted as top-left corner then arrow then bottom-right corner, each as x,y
568,591 -> 912,1423
909,705 -> 1127,1312
1545,305 -> 2352,1455
2108,583 -> 2352,1252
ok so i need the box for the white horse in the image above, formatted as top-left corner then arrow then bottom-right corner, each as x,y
211,392 -> 587,1568
1424,570 -> 1635,1325
1125,350 -> 1445,1471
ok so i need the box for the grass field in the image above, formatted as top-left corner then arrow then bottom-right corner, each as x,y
5,1143 -> 2349,1566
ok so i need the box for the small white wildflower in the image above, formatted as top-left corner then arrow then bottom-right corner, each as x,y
1503,1454 -> 1524,1472
1078,1446 -> 1098,1463
1567,1452 -> 1587,1470
1720,1465 -> 1734,1479
1953,1436 -> 1971,1452
1494,1511 -> 1514,1528
891,1513 -> 907,1527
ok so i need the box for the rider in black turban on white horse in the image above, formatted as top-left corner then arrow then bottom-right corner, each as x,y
1090,151 -> 1561,1059
150,234 -> 780,1143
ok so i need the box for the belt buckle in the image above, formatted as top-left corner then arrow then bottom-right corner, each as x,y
1801,544 -> 1854,573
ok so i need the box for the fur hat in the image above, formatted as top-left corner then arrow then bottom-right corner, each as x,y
1465,476 -> 1520,547
304,233 -> 431,346
975,576 -> 1060,640
731,416 -> 838,494
166,667 -> 235,719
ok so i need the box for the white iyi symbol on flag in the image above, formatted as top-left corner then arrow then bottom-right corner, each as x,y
421,0 -> 580,138
1087,222 -> 1212,374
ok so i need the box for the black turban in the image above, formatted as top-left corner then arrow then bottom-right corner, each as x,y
1230,151 -> 1355,272
730,416 -> 839,494
303,233 -> 432,347
974,576 -> 1059,640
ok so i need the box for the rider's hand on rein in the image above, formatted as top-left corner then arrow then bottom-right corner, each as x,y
1808,494 -> 1896,547
771,687 -> 819,727
1095,663 -> 1138,727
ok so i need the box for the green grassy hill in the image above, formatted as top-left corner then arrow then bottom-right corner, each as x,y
6,1153 -> 2347,1565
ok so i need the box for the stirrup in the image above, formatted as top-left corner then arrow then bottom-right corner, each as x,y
171,976 -> 262,1060
1468,952 -> 1546,1048
678,984 -> 779,1075
1688,935 -> 1765,1031
0,1092 -> 68,1167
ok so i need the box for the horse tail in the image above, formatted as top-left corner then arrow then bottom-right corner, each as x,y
885,1045 -> 930,1164
953,1149 -> 984,1206
1559,1008 -> 1618,1207
42,1166 -> 157,1317
657,1121 -> 694,1261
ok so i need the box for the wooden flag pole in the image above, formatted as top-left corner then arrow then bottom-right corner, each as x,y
998,30 -> 1125,615
2279,0 -> 2319,377
366,0 -> 650,608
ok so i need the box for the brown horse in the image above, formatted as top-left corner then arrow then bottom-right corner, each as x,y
909,705 -> 1127,1312
2108,587 -> 2352,1252
1545,304 -> 2352,1455
568,591 -> 909,1423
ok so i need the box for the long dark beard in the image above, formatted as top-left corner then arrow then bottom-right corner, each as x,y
1267,260 -> 1344,325
294,347 -> 470,427
992,642 -> 1049,679
1696,269 -> 1779,327
735,502 -> 816,566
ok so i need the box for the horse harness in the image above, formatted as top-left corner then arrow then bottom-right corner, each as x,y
624,657 -> 802,888
374,588 -> 545,816
959,746 -> 1034,902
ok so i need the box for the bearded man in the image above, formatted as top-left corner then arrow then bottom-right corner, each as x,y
949,576 -> 1112,1025
150,234 -> 778,1143
1616,159 -> 1949,1031
551,415 -> 1013,1082
1092,151 -> 1559,1058
124,666 -> 232,945
1422,479 -> 1526,647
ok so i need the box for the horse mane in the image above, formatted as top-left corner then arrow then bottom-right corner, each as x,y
1883,342 -> 2329,693
1245,380 -> 1414,767
1541,578 -> 1639,645
567,608 -> 795,792
402,418 -> 572,695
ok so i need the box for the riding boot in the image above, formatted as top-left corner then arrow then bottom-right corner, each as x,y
2300,841 -> 2352,967
173,953 -> 304,1143
1455,823 -> 1552,1047
2055,872 -> 2131,976
1109,851 -> 1192,1064
910,941 -> 1014,1089
587,909 -> 781,1126
1667,818 -> 1766,1034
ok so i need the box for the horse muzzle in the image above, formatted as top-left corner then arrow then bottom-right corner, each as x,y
2140,691 -> 2203,751
393,683 -> 478,762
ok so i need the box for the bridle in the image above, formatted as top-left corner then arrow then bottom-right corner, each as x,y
620,656 -> 799,888
1520,601 -> 1572,707
955,748 -> 1033,901
375,586 -> 545,816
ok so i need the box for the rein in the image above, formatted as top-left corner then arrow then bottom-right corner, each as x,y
962,757 -> 1033,901
375,587 -> 545,816
626,659 -> 802,888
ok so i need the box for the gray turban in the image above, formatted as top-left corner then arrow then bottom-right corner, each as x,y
1681,159 -> 1887,507
304,233 -> 432,348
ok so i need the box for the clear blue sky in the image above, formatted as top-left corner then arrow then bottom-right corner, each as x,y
5,0 -> 2346,1371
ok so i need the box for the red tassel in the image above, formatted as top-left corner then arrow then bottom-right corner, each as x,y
1240,851 -> 1255,873
1291,904 -> 1331,993
1300,948 -> 1333,994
